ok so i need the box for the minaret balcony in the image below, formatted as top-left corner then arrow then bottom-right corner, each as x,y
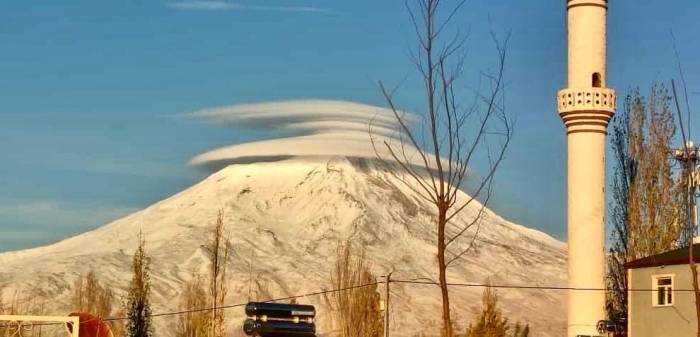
557,87 -> 616,114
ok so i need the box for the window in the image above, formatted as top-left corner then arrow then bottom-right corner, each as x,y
592,72 -> 602,87
652,275 -> 674,307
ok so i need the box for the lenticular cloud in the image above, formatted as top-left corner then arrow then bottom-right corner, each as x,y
186,99 -> 423,170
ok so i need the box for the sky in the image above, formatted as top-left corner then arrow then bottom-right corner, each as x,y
1,0 -> 699,252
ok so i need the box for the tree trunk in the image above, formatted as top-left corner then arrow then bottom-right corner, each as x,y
437,206 -> 452,337
371,2 -> 510,336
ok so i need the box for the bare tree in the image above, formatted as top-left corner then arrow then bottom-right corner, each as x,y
323,241 -> 383,337
72,271 -> 114,319
177,274 -> 210,337
111,308 -> 127,337
465,286 -> 529,337
0,291 -> 26,337
605,93 -> 631,326
0,288 -> 47,337
370,1 -> 511,336
205,210 -> 230,337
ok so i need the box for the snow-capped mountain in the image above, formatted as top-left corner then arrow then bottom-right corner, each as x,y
0,157 -> 566,336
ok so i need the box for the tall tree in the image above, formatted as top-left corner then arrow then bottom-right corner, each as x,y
370,1 -> 511,336
125,232 -> 153,337
206,210 -> 230,337
324,241 -> 383,337
606,84 -> 683,325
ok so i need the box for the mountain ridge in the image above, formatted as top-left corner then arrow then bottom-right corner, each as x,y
0,156 -> 566,337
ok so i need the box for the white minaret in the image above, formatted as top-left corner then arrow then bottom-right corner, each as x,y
557,1 -> 616,336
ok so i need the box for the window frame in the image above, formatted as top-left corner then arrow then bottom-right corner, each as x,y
651,274 -> 675,307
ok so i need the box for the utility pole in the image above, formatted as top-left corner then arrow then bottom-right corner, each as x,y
384,273 -> 392,337
672,77 -> 700,337
674,141 -> 699,243
674,138 -> 700,337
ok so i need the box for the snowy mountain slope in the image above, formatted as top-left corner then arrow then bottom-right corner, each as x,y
0,157 -> 566,336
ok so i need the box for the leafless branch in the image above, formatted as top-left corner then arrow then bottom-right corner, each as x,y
368,2 -> 511,336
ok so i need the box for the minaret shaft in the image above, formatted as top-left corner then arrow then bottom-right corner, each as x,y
567,3 -> 607,88
566,133 -> 607,336
557,1 -> 616,336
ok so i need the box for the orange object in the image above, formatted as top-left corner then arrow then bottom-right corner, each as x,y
66,312 -> 113,337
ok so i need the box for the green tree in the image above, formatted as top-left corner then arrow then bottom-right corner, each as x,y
125,232 -> 153,337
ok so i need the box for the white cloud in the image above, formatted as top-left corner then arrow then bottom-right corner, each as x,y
189,132 -> 428,167
186,99 -> 412,131
167,1 -> 332,13
185,99 -> 438,171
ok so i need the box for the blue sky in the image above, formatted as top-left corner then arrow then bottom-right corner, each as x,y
1,0 -> 699,251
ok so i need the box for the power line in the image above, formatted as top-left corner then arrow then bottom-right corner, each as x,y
5,278 -> 700,329
259,282 -> 381,304
0,281 -> 382,328
104,281 -> 381,322
390,278 -> 700,292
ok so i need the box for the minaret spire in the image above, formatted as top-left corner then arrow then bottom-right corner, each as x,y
557,0 -> 616,336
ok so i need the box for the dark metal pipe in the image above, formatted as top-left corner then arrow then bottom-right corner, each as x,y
245,302 -> 316,319
243,319 -> 315,337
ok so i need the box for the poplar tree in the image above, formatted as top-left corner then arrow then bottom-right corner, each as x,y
606,84 -> 684,324
324,241 -> 383,337
206,210 -> 229,337
72,271 -> 114,319
176,274 -> 210,337
125,232 -> 153,337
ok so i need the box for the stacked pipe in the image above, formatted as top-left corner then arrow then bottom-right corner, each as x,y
243,302 -> 316,337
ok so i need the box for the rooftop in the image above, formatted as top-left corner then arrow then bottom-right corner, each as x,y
625,243 -> 700,269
